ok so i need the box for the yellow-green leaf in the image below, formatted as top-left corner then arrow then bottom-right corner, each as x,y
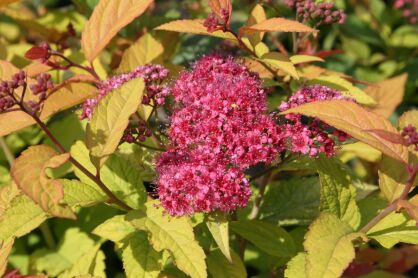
62,179 -> 106,208
285,252 -> 307,278
93,215 -> 136,243
121,231 -> 164,278
242,4 -> 267,47
11,145 -> 75,219
155,19 -> 238,42
81,0 -> 153,61
339,142 -> 382,163
206,249 -> 246,278
230,220 -> 295,257
280,100 -> 409,164
290,55 -> 324,64
254,42 -> 269,58
304,213 -> 365,278
117,33 -> 164,73
367,211 -> 418,248
0,194 -> 47,240
127,201 -> 207,278
365,74 -> 408,118
309,75 -> 376,106
59,243 -> 105,278
316,156 -> 361,229
206,212 -> 231,262
261,52 -> 299,79
86,78 -> 145,168
240,17 -> 317,33
0,238 -> 14,277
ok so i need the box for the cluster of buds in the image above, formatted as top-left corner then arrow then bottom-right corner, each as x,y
0,71 -> 26,112
402,124 -> 418,150
28,73 -> 53,112
81,64 -> 170,120
278,85 -> 352,157
122,119 -> 153,143
394,0 -> 418,24
204,9 -> 231,32
284,0 -> 346,25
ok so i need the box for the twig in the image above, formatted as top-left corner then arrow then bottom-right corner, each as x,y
359,165 -> 418,234
39,222 -> 56,249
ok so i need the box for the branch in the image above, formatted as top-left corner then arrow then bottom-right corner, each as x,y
359,165 -> 418,234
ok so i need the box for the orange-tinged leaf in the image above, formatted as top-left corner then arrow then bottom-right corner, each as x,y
11,145 -> 75,219
208,0 -> 232,25
24,62 -> 51,77
281,100 -> 409,164
81,0 -> 154,62
154,19 -> 238,41
242,57 -> 274,79
0,0 -> 19,8
240,17 -> 317,33
365,74 -> 408,118
244,4 -> 267,45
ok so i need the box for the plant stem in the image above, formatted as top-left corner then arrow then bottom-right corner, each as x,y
359,165 -> 418,234
21,106 -> 133,211
134,142 -> 165,152
0,137 -> 14,166
39,222 -> 56,249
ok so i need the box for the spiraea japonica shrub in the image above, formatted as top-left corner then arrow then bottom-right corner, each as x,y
0,0 -> 417,277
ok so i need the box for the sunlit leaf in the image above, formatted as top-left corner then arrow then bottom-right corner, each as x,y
86,78 -> 145,168
155,19 -> 238,41
290,55 -> 324,64
121,231 -> 164,278
365,74 -> 408,118
280,100 -> 409,164
304,213 -> 365,278
240,17 -> 317,33
93,215 -> 136,243
316,156 -> 361,229
206,212 -> 231,262
242,4 -> 267,48
62,179 -> 106,208
0,238 -> 14,277
127,201 -> 207,278
11,145 -> 75,219
0,194 -> 47,240
117,33 -> 164,73
261,52 -> 299,79
0,0 -> 19,8
59,243 -> 105,278
81,0 -> 153,61
285,252 -> 306,278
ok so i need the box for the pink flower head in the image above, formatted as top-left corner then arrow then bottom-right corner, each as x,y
156,54 -> 285,216
279,85 -> 352,157
156,150 -> 251,216
169,54 -> 284,169
394,0 -> 418,23
81,64 -> 170,120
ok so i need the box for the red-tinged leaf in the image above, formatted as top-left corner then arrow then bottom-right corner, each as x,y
209,0 -> 232,25
239,17 -> 317,34
315,49 -> 344,59
366,129 -> 408,145
11,145 -> 75,219
280,100 -> 409,164
24,46 -> 48,60
81,0 -> 154,62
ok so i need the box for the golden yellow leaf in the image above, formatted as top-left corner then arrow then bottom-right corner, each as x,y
155,19 -> 238,41
81,0 -> 153,62
0,238 -> 14,277
117,33 -> 164,73
11,145 -> 75,219
281,100 -> 409,164
244,4 -> 267,46
240,17 -> 317,33
290,55 -> 324,64
0,0 -> 19,9
261,52 -> 299,79
365,74 -> 408,118
242,57 -> 274,79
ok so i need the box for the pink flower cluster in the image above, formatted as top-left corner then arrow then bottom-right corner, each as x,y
284,0 -> 346,25
156,55 -> 284,216
81,64 -> 170,119
402,124 -> 418,150
0,71 -> 26,112
394,0 -> 418,24
279,85 -> 351,157
29,73 -> 53,112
